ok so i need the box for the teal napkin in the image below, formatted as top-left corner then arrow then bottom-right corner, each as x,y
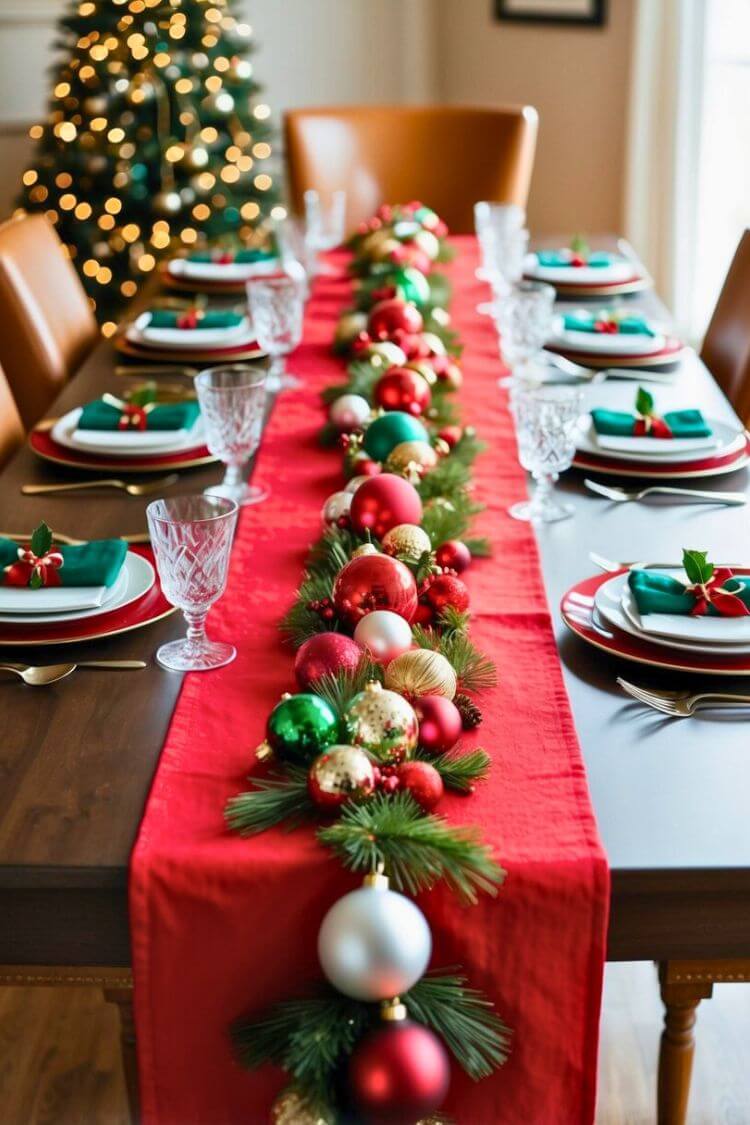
591,408 -> 712,438
188,248 -> 276,263
147,309 -> 244,330
0,537 -> 128,588
536,250 -> 615,268
78,398 -> 200,432
629,569 -> 750,616
563,313 -> 654,336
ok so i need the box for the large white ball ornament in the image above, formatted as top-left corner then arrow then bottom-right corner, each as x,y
322,490 -> 352,526
354,610 -> 413,664
329,394 -> 371,431
318,876 -> 431,1001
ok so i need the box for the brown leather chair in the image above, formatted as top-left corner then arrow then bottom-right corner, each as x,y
0,363 -> 24,469
0,214 -> 98,427
284,105 -> 538,235
701,230 -> 750,425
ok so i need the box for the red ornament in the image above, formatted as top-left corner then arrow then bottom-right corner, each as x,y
397,760 -> 444,811
421,573 -> 470,617
435,540 -> 471,574
437,425 -> 463,449
373,368 -> 432,417
350,474 -> 423,540
368,298 -> 423,341
414,695 -> 463,755
348,1018 -> 450,1124
294,632 -> 363,690
333,554 -> 418,628
347,456 -> 382,480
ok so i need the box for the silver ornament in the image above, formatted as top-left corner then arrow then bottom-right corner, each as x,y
329,393 -> 371,431
322,490 -> 352,526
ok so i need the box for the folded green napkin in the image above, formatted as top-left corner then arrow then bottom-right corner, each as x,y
629,569 -> 750,616
563,313 -> 654,336
591,408 -> 711,438
147,309 -> 244,330
78,398 -> 200,432
188,248 -> 276,263
536,250 -> 615,268
0,536 -> 128,588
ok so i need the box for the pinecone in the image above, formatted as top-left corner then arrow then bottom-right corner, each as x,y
455,692 -> 482,729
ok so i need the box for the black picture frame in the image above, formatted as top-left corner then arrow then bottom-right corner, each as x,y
494,0 -> 606,27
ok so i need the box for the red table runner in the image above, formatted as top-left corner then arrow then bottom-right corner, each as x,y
130,237 -> 609,1124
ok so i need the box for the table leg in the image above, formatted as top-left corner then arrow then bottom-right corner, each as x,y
103,984 -> 140,1125
657,963 -> 712,1125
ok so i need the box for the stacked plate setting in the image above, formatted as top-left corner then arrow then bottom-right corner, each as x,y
163,253 -> 282,296
524,249 -> 651,297
117,307 -> 263,364
546,309 -> 686,370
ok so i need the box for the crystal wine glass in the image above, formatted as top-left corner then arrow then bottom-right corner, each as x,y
147,494 -> 239,671
474,201 -> 526,281
508,383 -> 583,523
247,275 -> 304,391
494,280 -> 556,386
304,188 -> 346,274
195,364 -> 268,506
275,214 -> 311,301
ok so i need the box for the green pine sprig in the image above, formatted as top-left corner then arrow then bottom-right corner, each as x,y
417,747 -> 492,794
225,768 -> 315,836
406,971 -> 512,1078
318,791 -> 505,903
312,660 -> 384,717
413,622 -> 497,695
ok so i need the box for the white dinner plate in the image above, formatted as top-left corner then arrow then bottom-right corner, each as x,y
576,417 -> 742,463
53,407 -> 206,457
0,551 -> 154,625
168,257 -> 281,283
127,311 -> 252,350
548,313 -> 666,356
594,571 -> 750,656
523,252 -> 635,286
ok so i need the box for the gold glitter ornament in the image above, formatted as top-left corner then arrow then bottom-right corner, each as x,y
271,1088 -> 331,1125
382,523 -> 432,560
386,440 -> 439,479
343,680 -> 418,764
384,649 -> 457,700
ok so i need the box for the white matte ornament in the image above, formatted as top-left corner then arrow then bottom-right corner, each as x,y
322,491 -> 352,526
329,394 -> 371,431
354,610 -> 413,664
366,342 -> 408,368
345,475 -> 370,494
318,878 -> 431,1001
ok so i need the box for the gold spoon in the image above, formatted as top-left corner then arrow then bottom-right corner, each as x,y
0,531 -> 150,547
0,660 -> 147,686
21,474 -> 179,497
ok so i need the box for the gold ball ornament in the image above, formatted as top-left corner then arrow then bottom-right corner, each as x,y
384,649 -> 458,701
335,310 -> 368,348
360,229 -> 394,259
343,680 -> 419,764
386,440 -> 439,479
271,1089 -> 330,1125
308,745 -> 376,810
351,542 -> 379,558
406,360 -> 438,386
382,524 -> 432,560
153,190 -> 182,216
371,236 -> 401,262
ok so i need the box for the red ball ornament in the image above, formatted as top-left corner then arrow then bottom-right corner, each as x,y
374,367 -> 432,417
368,298 -> 423,341
347,456 -> 382,480
350,473 -> 423,540
397,760 -> 444,811
348,1017 -> 450,1125
435,540 -> 472,574
414,695 -> 463,755
333,554 -> 418,628
422,573 -> 470,616
294,632 -> 363,690
437,425 -> 463,449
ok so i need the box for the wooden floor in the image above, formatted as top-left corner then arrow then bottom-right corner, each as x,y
0,962 -> 749,1124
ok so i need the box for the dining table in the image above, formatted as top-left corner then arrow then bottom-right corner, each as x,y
1,239 -> 749,1125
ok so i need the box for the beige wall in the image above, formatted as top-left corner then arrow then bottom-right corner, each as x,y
434,0 -> 635,234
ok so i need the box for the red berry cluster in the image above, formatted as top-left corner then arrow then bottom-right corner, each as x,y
307,596 -> 335,622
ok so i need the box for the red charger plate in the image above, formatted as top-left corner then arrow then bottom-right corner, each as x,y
0,546 -> 175,647
572,433 -> 750,479
115,334 -> 265,363
546,337 -> 685,369
29,426 -> 217,473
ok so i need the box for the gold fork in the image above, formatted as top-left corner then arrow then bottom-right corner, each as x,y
21,474 -> 179,498
0,531 -> 150,546
617,677 -> 750,717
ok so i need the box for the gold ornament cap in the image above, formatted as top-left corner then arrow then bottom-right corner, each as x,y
255,739 -> 273,763
363,863 -> 389,890
380,997 -> 408,1022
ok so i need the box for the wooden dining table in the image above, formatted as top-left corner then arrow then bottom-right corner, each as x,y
1,247 -> 749,1125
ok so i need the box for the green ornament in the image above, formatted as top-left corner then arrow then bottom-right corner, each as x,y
363,412 -> 429,462
392,266 -> 431,308
260,693 -> 339,766
414,206 -> 439,229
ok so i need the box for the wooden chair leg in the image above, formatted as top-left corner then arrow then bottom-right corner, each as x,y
657,963 -> 713,1125
103,985 -> 140,1125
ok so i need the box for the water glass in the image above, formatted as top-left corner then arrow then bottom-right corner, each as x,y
247,275 -> 304,390
508,383 -> 583,523
147,494 -> 239,672
195,364 -> 268,506
275,215 -> 311,300
304,188 -> 346,256
474,201 -> 526,281
494,280 -> 556,384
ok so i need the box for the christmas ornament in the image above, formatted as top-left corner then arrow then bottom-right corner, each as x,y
351,542 -> 379,558
454,692 -> 483,730
435,540 -> 471,574
360,229 -> 394,259
347,1000 -> 450,1124
334,310 -> 368,348
437,425 -> 463,449
343,681 -> 419,763
421,332 -> 446,357
322,490 -> 352,527
294,633 -> 363,691
362,413 -> 429,463
390,266 -> 431,306
368,298 -> 423,340
414,228 -> 440,261
308,745 -> 376,810
333,554 -> 418,627
436,360 -> 463,390
406,359 -> 438,386
353,610 -> 413,665
271,1088 -> 330,1125
414,695 -> 463,754
397,760 -> 444,811
382,524 -> 432,560
350,473 -> 423,540
317,871 -> 431,1000
421,573 -> 470,617
347,455 -> 381,480
345,475 -> 371,494
371,236 -> 401,262
386,440 -> 439,479
384,650 -> 457,700
374,367 -> 432,416
329,393 -> 371,431
364,341 -> 408,368
259,693 -> 340,766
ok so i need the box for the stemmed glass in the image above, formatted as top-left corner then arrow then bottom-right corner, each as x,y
474,201 -> 526,290
247,275 -> 304,391
195,364 -> 268,506
304,188 -> 346,274
508,383 -> 583,523
275,215 -> 311,300
494,280 -> 556,386
147,494 -> 239,671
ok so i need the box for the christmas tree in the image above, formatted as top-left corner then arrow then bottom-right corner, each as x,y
18,0 -> 280,332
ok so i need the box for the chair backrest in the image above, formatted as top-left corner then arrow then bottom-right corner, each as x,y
0,362 -> 25,470
0,214 -> 98,427
701,230 -> 750,425
284,105 -> 538,235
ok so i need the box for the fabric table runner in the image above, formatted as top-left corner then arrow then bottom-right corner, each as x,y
130,236 -> 609,1124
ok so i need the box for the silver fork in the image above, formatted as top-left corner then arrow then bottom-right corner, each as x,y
617,677 -> 750,717
541,350 -> 677,383
589,551 -> 748,573
584,478 -> 747,506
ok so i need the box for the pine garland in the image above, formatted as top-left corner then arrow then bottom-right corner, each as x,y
225,768 -> 315,836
